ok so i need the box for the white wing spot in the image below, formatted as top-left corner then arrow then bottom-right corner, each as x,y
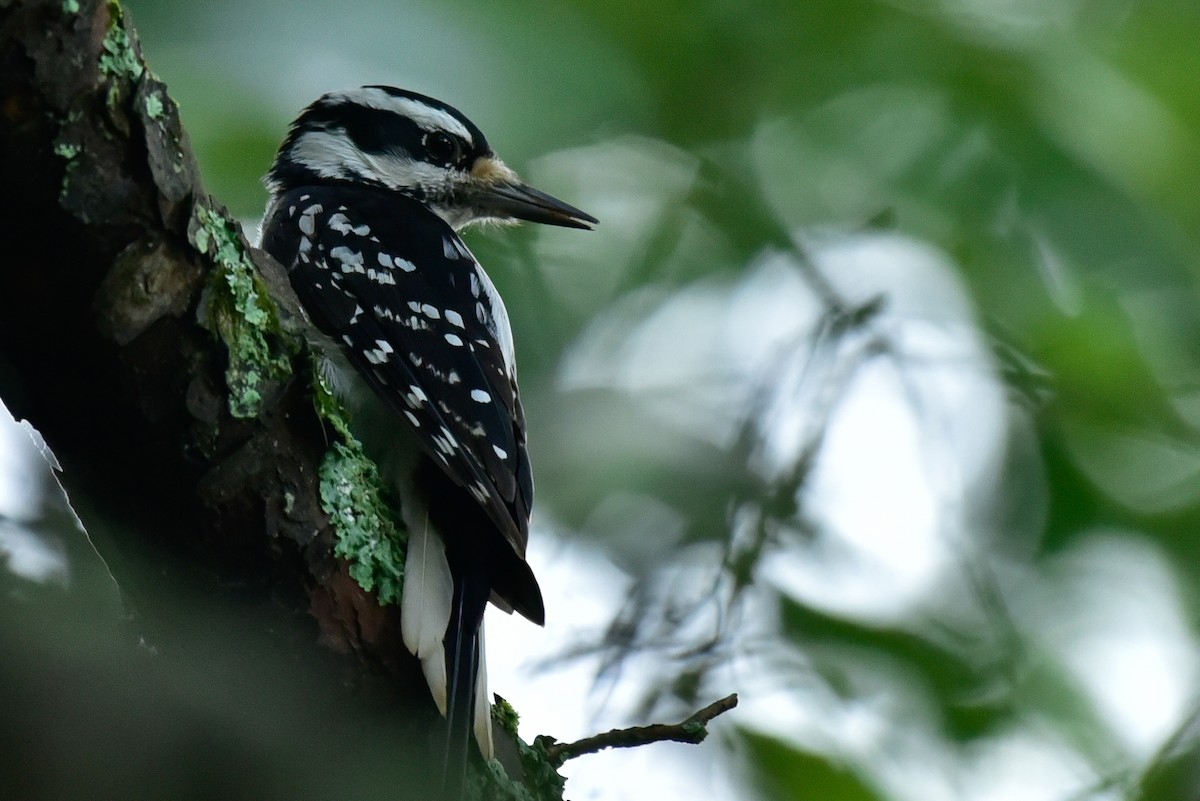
393,256 -> 416,272
327,212 -> 353,234
298,204 -> 322,236
364,340 -> 393,364
443,237 -> 460,260
444,309 -> 465,328
444,333 -> 464,347
447,371 -> 461,384
407,301 -> 422,313
409,385 -> 428,402
470,389 -> 491,403
403,410 -> 420,427
493,445 -> 508,460
421,304 -> 441,320
377,252 -> 392,268
330,245 -> 365,273
366,268 -> 397,285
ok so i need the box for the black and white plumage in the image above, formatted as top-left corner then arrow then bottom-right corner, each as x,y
258,86 -> 595,783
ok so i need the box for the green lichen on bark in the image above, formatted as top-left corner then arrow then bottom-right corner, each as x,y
471,760 -> 540,801
510,738 -> 568,801
493,696 -> 521,738
52,140 -> 81,202
466,702 -> 566,801
309,359 -> 355,442
470,749 -> 566,801
190,202 -> 293,419
310,359 -> 407,603
317,439 -> 406,604
98,1 -> 143,82
143,92 -> 163,120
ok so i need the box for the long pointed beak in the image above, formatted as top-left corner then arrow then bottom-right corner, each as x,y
479,181 -> 598,230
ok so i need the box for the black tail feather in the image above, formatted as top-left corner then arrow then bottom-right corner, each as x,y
441,570 -> 490,798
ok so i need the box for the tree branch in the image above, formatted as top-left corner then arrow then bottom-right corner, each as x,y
541,693 -> 739,766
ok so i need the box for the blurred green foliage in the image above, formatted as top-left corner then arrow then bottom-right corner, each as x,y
744,728 -> 884,801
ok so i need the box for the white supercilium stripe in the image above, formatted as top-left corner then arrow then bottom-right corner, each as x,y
326,88 -> 474,144
287,129 -> 454,195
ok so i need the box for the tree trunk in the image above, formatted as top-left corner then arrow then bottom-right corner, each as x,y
0,1 -> 514,798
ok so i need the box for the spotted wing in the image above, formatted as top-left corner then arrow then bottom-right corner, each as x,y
262,187 -> 533,554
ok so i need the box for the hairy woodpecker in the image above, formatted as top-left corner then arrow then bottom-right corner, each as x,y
258,86 -> 595,784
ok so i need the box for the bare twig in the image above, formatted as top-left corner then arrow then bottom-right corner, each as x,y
542,693 -> 739,766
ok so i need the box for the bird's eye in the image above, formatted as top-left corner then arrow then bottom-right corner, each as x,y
424,132 -> 461,165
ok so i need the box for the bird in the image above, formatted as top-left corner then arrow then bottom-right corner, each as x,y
257,86 -> 596,790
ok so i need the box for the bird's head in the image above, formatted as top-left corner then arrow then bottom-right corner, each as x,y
265,85 -> 596,232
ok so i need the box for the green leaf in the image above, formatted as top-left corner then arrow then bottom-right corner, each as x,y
741,729 -> 882,801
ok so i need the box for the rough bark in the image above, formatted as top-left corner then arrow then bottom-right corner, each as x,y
0,0 -> 441,777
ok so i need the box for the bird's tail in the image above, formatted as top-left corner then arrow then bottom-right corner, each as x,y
400,509 -> 495,798
442,569 -> 492,796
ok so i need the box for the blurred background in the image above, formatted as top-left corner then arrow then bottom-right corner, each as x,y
5,1 -> 1200,799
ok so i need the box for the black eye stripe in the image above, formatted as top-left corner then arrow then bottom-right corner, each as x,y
314,103 -> 467,167
314,103 -> 425,156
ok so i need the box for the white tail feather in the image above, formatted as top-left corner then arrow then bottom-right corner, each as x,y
474,621 -> 494,759
398,491 -> 494,756
401,507 -> 453,713
420,651 -> 448,716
